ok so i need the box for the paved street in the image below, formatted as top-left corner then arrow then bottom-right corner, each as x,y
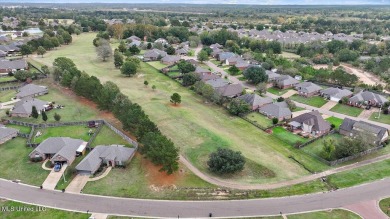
0,178 -> 390,218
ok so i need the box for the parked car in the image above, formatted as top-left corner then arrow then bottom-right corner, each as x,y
54,163 -> 62,172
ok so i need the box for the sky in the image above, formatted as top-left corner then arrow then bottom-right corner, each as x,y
1,0 -> 389,5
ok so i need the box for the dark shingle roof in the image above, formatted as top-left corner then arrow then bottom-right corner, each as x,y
238,93 -> 273,107
291,110 -> 330,132
0,127 -> 18,140
16,84 -> 48,99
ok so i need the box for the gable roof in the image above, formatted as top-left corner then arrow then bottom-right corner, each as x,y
275,75 -> 299,86
320,87 -> 352,99
0,59 -> 28,71
259,101 -> 292,118
205,78 -> 229,88
16,84 -> 48,99
216,84 -> 243,97
340,118 -> 388,142
12,98 -> 48,115
0,127 -> 18,139
195,66 -> 211,74
143,49 -> 167,59
30,137 -> 85,161
349,91 -> 388,105
291,110 -> 330,132
265,70 -> 281,80
238,93 -> 273,107
161,55 -> 180,63
295,82 -> 322,94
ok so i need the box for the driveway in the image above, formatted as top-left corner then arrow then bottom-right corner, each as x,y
42,164 -> 68,190
344,200 -> 388,219
65,174 -> 90,193
320,101 -> 338,110
358,108 -> 377,119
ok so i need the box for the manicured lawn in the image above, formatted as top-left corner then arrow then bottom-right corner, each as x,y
301,134 -> 343,160
244,112 -> 273,128
379,197 -> 390,217
146,61 -> 168,70
32,125 -> 93,143
280,52 -> 301,59
238,76 -> 246,81
369,112 -> 390,125
288,209 -> 360,219
325,117 -> 344,130
210,59 -> 221,66
267,87 -> 289,96
330,104 -> 363,117
0,76 -> 16,82
0,89 -> 16,103
167,71 -> 181,77
5,124 -> 32,134
272,126 -> 309,146
0,138 -> 49,186
91,125 -> 132,147
292,106 -> 305,112
31,33 -> 330,184
290,95 -> 328,108
0,200 -> 90,219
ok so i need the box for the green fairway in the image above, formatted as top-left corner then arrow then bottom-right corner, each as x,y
272,126 -> 308,146
267,87 -> 289,96
369,112 -> 390,125
244,112 -> 273,128
290,95 -> 328,108
0,200 -> 90,219
0,138 -> 49,186
91,125 -> 132,147
330,104 -> 363,117
379,197 -> 390,217
30,33 -> 331,184
325,117 -> 344,129
32,125 -> 93,143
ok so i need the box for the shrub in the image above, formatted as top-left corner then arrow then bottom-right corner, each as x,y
207,148 -> 246,174
272,117 -> 279,124
331,124 -> 336,129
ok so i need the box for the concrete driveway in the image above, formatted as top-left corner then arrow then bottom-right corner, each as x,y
42,164 -> 67,190
320,101 -> 338,110
66,174 -> 90,193
358,108 -> 377,119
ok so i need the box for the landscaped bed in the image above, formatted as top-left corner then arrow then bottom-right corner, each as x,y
32,125 -> 93,143
330,104 -> 363,117
244,112 -> 273,128
290,95 -> 328,108
272,126 -> 309,146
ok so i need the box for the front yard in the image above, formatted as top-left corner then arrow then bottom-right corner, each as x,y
330,104 -> 364,117
267,87 -> 290,96
272,126 -> 309,146
325,117 -> 344,130
369,112 -> 390,125
244,112 -> 273,128
0,76 -> 16,82
32,125 -> 93,143
290,95 -> 328,108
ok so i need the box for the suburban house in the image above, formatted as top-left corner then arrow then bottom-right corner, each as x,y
128,40 -> 142,48
0,126 -> 18,144
175,47 -> 190,56
259,101 -> 292,121
235,61 -> 250,71
11,98 -> 49,117
195,66 -> 211,74
288,110 -> 331,137
294,82 -> 322,97
225,56 -> 243,65
0,59 -> 28,73
205,78 -> 229,88
143,49 -> 167,61
197,72 -> 220,82
29,137 -> 88,164
274,75 -> 299,89
154,38 -> 169,45
348,91 -> 389,107
186,59 -> 198,66
75,145 -> 136,175
161,55 -> 181,65
16,84 -> 48,99
210,43 -> 223,49
266,70 -> 281,82
339,118 -> 389,145
217,52 -> 236,62
320,87 -> 353,102
211,48 -> 223,58
216,84 -> 243,98
126,35 -> 141,42
238,93 -> 273,110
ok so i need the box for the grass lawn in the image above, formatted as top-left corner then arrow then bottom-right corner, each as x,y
290,95 -> 328,108
280,52 -> 301,59
210,59 -> 221,66
170,65 -> 179,71
31,33 -> 330,184
245,112 -> 273,128
91,125 -> 132,147
5,124 -> 32,134
0,76 -> 16,82
0,138 -> 49,186
32,125 -> 93,143
167,71 -> 181,77
267,87 -> 289,96
146,61 -> 168,70
287,209 -> 360,219
301,134 -> 343,160
272,126 -> 309,146
0,200 -> 90,219
369,112 -> 390,125
330,104 -> 363,117
325,117 -> 344,130
292,106 -> 305,112
238,76 -> 246,81
0,89 -> 16,103
379,197 -> 390,217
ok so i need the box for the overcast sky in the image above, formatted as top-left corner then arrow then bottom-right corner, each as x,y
1,0 -> 389,5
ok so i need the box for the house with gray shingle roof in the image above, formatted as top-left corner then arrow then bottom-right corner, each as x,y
348,91 -> 389,108
259,101 -> 292,121
238,93 -> 273,110
76,145 -> 135,175
205,78 -> 229,88
0,126 -> 18,144
11,98 -> 49,118
161,55 -> 181,65
143,49 -> 167,61
29,137 -> 87,164
225,55 -> 243,65
274,75 -> 299,89
128,40 -> 143,48
320,87 -> 353,102
216,84 -> 243,98
265,70 -> 281,82
235,61 -> 250,71
16,84 -> 48,99
217,52 -> 236,62
294,82 -> 322,97
339,118 -> 389,145
289,110 -> 331,136
0,59 -> 28,73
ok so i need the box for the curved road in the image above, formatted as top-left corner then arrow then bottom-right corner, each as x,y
1,178 -> 390,218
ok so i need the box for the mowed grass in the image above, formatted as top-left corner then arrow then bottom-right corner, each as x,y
244,112 -> 273,128
267,87 -> 289,96
0,89 -> 16,102
0,200 -> 91,219
0,138 -> 49,186
91,125 -> 132,147
379,197 -> 390,217
280,52 -> 301,59
287,209 -> 360,219
147,61 -> 168,70
272,126 -> 308,146
369,112 -> 390,125
290,95 -> 328,108
0,76 -> 16,82
5,124 -> 32,134
330,104 -> 363,117
32,125 -> 93,143
325,117 -> 344,130
31,33 -> 331,184
301,134 -> 343,160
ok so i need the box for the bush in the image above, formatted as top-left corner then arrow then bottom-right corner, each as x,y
331,124 -> 336,129
207,148 -> 246,174
272,117 -> 278,124
277,97 -> 284,102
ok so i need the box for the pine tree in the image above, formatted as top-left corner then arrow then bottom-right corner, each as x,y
31,106 -> 39,119
42,110 -> 48,122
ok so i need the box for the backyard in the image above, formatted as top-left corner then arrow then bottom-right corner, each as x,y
5,123 -> 32,134
290,95 -> 328,108
0,76 -> 16,82
267,87 -> 290,96
0,89 -> 16,103
330,104 -> 363,117
301,134 -> 343,160
90,125 -> 132,147
325,117 -> 344,130
146,61 -> 168,70
272,126 -> 309,146
32,125 -> 93,143
244,112 -> 273,128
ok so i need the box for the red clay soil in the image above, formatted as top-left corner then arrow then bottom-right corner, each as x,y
140,153 -> 180,186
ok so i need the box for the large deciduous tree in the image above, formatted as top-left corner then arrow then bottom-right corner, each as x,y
96,39 -> 113,61
121,61 -> 138,77
243,66 -> 268,84
207,148 -> 245,174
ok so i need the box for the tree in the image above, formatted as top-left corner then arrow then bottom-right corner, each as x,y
197,50 -> 209,63
20,44 -> 32,57
31,106 -> 39,119
126,56 -> 141,67
113,50 -> 124,68
321,139 -> 335,161
14,70 -> 33,82
97,81 -> 121,111
121,61 -> 138,76
144,80 -> 149,86
42,110 -> 48,122
170,93 -> 181,105
54,113 -> 61,122
256,82 -> 267,95
227,99 -> 250,116
182,72 -> 200,86
207,148 -> 245,174
272,117 -> 278,124
37,46 -> 46,57
96,40 -> 113,61
243,66 -> 268,84
166,46 -> 175,55
285,98 -> 297,111
228,65 -> 240,76
152,85 -> 156,90
128,45 -> 140,55
177,60 -> 195,73
62,32 -> 72,44
147,42 -> 152,49
118,41 -> 126,53
277,97 -> 285,102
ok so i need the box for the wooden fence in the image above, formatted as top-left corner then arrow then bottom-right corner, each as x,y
295,130 -> 336,149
